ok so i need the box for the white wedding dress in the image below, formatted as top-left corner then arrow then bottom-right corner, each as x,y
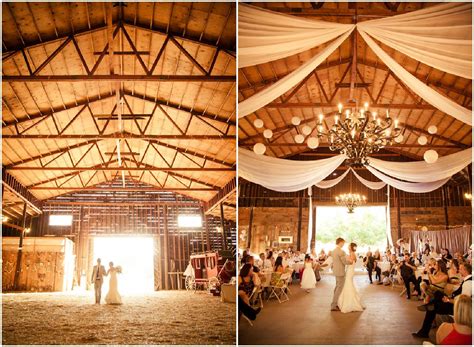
105,268 -> 122,305
337,263 -> 365,313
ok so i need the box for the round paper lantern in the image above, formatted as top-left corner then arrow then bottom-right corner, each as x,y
253,143 -> 266,155
428,125 -> 438,134
394,134 -> 404,143
423,149 -> 438,164
294,134 -> 305,143
418,135 -> 428,145
421,226 -> 428,232
307,137 -> 319,149
253,118 -> 264,129
301,125 -> 312,136
263,129 -> 273,139
291,116 -> 301,126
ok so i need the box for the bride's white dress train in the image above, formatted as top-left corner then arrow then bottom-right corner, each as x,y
337,263 -> 365,313
105,269 -> 122,305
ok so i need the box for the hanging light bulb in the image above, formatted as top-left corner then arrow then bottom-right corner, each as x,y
291,116 -> 301,126
394,134 -> 404,143
423,149 -> 438,163
307,137 -> 319,149
253,118 -> 264,128
253,143 -> 266,155
418,135 -> 428,145
428,125 -> 438,134
294,134 -> 305,143
263,129 -> 273,139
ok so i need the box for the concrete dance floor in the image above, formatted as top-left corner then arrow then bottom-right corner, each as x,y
239,274 -> 430,345
3,290 -> 235,345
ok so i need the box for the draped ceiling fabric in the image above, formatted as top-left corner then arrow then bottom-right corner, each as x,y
239,3 -> 472,125
239,4 -> 354,68
357,3 -> 472,79
409,226 -> 472,254
238,148 -> 347,192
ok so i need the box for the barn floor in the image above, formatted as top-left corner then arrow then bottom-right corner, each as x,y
2,290 -> 235,345
239,274 -> 431,345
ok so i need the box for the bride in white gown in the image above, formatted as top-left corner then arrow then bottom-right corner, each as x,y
105,262 -> 122,305
337,242 -> 365,313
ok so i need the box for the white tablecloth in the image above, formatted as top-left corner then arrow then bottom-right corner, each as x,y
291,263 -> 304,272
377,261 -> 391,273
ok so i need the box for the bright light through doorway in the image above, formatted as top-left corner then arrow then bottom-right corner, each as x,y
93,236 -> 154,294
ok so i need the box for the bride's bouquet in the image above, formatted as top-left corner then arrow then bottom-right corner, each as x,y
115,265 -> 122,274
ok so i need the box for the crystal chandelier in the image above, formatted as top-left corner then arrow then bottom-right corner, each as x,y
316,101 -> 402,166
335,171 -> 367,213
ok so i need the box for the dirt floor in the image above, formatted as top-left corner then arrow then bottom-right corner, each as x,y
239,274 -> 430,345
2,290 -> 235,345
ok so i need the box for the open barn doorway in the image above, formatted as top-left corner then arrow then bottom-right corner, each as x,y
315,206 -> 388,270
93,236 -> 154,294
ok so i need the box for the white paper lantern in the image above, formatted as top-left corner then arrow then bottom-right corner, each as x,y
253,143 -> 266,155
307,137 -> 319,149
418,135 -> 428,145
421,226 -> 428,232
301,125 -> 312,136
291,116 -> 301,126
294,134 -> 305,143
428,125 -> 438,134
263,129 -> 273,139
253,118 -> 264,129
394,134 -> 404,143
423,149 -> 438,164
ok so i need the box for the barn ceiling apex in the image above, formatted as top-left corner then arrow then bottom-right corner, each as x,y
2,2 -> 236,215
238,2 -> 472,161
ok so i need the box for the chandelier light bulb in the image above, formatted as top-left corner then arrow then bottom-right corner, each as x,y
377,118 -> 381,126
307,136 -> 319,149
423,149 -> 438,164
302,125 -> 312,136
334,115 -> 339,124
364,102 -> 369,110
394,119 -> 399,128
345,110 -> 350,118
418,135 -> 428,145
338,103 -> 343,113
318,114 -> 324,123
351,129 -> 356,138
295,134 -> 305,143
428,125 -> 438,134
263,129 -> 273,139
372,112 -> 377,120
253,118 -> 264,128
386,110 -> 390,118
318,124 -> 323,132
253,143 -> 266,155
291,116 -> 301,126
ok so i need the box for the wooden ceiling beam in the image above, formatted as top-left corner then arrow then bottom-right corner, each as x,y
28,187 -> 217,191
2,133 -> 234,140
401,123 -> 469,149
2,75 -> 235,83
264,102 -> 436,110
240,143 -> 461,149
7,167 -> 234,172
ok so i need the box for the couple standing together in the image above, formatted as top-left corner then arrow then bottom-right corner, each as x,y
330,238 -> 366,313
91,258 -> 122,305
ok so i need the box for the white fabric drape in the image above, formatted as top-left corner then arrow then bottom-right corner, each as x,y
239,4 -> 354,68
307,187 -> 313,254
357,3 -> 472,78
386,186 -> 394,249
238,148 -> 347,192
358,29 -> 472,126
368,148 -> 472,183
351,168 -> 387,190
366,166 -> 450,193
315,169 -> 351,189
238,28 -> 354,118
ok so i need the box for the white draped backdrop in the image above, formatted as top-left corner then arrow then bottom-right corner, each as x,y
238,3 -> 472,125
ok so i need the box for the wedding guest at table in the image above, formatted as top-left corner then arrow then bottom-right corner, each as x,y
413,263 -> 472,339
274,256 -> 285,273
318,250 -> 327,263
421,248 -> 432,265
320,250 -> 333,272
448,259 -> 462,285
397,238 -> 409,256
411,252 -> 421,266
435,294 -> 472,345
420,259 -> 448,304
441,248 -> 453,263
266,250 -> 275,268
364,251 -> 382,285
238,264 -> 261,321
256,253 -> 265,269
384,249 -> 392,262
400,253 -> 421,299
246,255 -> 260,274
282,251 -> 290,268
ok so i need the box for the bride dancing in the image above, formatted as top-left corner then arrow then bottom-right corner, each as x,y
105,261 -> 122,305
337,242 -> 365,313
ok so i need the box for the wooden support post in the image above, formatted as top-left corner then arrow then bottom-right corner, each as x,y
13,203 -> 27,290
442,186 -> 450,229
297,194 -> 303,251
220,202 -> 227,250
163,205 -> 169,290
247,207 -> 254,250
201,207 -> 211,251
396,188 -> 402,240
311,205 -> 317,251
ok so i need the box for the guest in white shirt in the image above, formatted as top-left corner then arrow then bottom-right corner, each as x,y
256,253 -> 265,269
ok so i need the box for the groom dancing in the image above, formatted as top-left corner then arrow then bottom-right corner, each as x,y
331,237 -> 354,311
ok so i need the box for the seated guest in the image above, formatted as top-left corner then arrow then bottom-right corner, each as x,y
281,251 -> 289,268
448,259 -> 462,285
274,256 -> 284,273
431,246 -> 440,259
238,264 -> 261,321
385,249 -> 392,262
421,248 -> 432,265
420,260 -> 448,303
318,250 -> 327,263
412,252 -> 421,266
256,253 -> 265,269
321,250 -> 333,270
265,250 -> 275,269
364,251 -> 382,285
441,248 -> 453,263
400,253 -> 421,299
436,294 -> 472,345
397,238 -> 409,256
413,263 -> 472,339
246,255 -> 260,274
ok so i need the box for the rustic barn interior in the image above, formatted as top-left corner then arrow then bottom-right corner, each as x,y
2,2 -> 236,345
238,2 -> 472,346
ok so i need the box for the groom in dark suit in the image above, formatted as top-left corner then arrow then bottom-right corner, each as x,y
91,258 -> 107,304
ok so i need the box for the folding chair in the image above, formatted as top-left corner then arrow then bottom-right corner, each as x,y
268,272 -> 291,303
249,285 -> 264,309
284,269 -> 295,295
